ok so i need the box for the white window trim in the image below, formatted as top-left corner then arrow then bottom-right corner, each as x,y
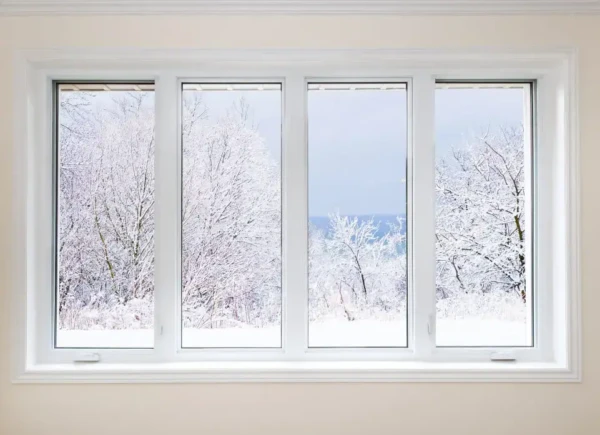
11,48 -> 581,383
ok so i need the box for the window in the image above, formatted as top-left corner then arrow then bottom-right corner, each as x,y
181,83 -> 282,348
435,82 -> 533,347
15,49 -> 579,382
307,83 -> 408,347
55,83 -> 155,349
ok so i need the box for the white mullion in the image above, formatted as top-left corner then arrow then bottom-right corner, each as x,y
282,74 -> 308,359
154,73 -> 179,360
411,73 -> 437,357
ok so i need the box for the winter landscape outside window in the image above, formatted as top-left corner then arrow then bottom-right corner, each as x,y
51,78 -> 540,357
55,83 -> 156,349
181,83 -> 283,348
307,83 -> 408,347
435,82 -> 534,347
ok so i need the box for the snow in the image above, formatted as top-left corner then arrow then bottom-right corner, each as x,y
310,320 -> 406,347
56,318 -> 530,349
57,329 -> 154,349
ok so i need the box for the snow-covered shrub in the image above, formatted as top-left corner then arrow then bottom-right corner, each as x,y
436,291 -> 526,322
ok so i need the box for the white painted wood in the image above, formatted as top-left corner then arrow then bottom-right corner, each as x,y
11,51 -> 30,381
411,74 -> 436,358
282,75 -> 308,357
1,0 -> 599,16
154,73 -> 179,361
13,360 -> 579,383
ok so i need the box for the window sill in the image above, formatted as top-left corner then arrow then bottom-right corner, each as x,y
13,360 -> 579,383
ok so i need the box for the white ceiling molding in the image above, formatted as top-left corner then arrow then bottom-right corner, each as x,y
0,0 -> 599,16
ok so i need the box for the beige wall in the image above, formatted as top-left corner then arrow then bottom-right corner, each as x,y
0,15 -> 599,435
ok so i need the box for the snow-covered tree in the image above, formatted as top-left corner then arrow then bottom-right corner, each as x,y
181,96 -> 281,329
309,213 -> 407,323
58,91 -> 155,329
435,127 -> 526,305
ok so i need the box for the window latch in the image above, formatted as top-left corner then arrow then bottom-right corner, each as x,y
74,352 -> 101,363
490,351 -> 516,362
427,314 -> 435,336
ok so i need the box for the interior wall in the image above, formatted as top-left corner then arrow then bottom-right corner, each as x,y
0,15 -> 598,435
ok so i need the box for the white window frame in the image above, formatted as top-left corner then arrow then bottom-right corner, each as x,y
11,48 -> 581,382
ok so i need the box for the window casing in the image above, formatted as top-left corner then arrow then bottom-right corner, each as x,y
12,49 -> 580,382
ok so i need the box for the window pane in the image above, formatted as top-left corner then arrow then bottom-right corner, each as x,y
56,83 -> 155,348
435,83 -> 533,347
181,83 -> 282,348
308,83 -> 408,347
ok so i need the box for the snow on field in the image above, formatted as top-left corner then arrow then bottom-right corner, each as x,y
56,318 -> 530,349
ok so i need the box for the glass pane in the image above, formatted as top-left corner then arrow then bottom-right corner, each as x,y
435,83 -> 533,347
56,83 -> 155,348
308,83 -> 408,347
181,83 -> 282,348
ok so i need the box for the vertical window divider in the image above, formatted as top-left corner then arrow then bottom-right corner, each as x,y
283,74 -> 309,359
412,73 -> 437,358
154,73 -> 179,360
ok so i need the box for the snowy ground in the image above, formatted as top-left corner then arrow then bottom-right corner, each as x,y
56,318 -> 531,348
